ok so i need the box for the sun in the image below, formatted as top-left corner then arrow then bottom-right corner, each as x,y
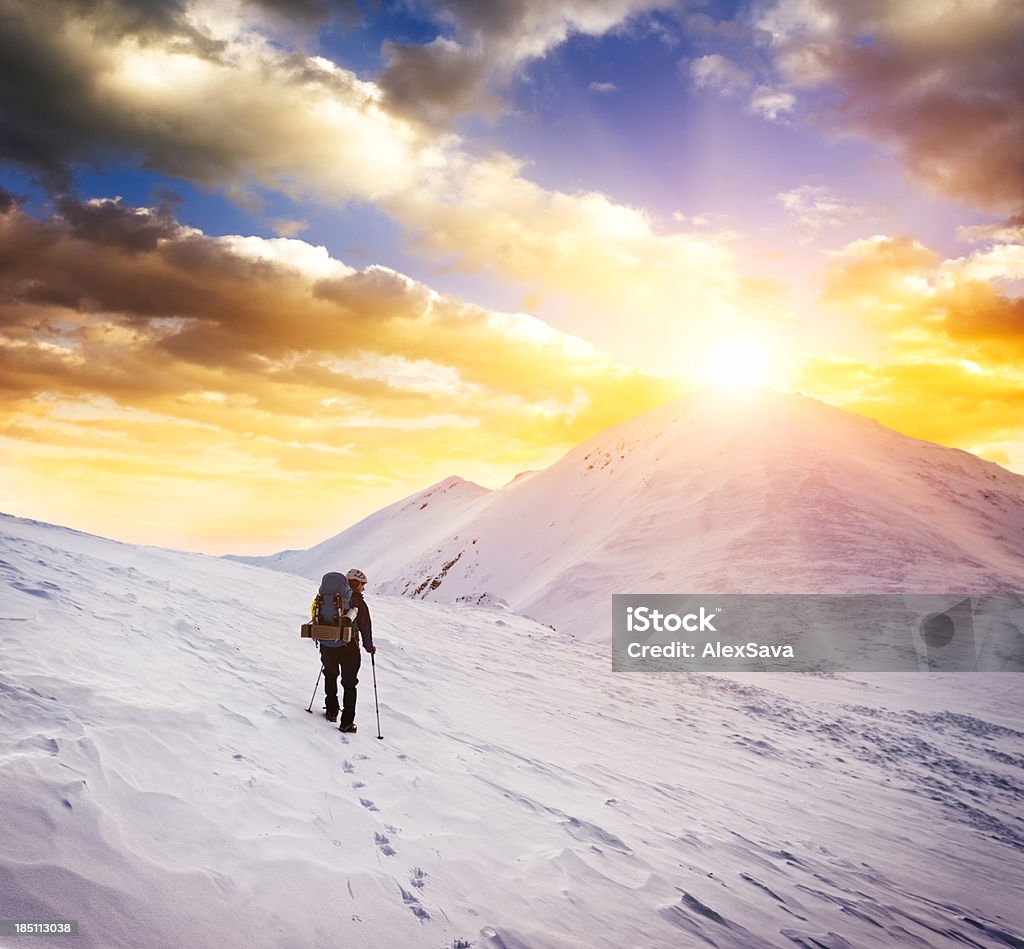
704,339 -> 770,386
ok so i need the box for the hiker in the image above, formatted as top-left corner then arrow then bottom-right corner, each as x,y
320,567 -> 375,731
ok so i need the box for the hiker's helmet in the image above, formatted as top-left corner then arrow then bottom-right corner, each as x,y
346,568 -> 368,584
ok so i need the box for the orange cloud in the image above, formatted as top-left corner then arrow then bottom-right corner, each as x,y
0,194 -> 683,551
799,231 -> 1024,470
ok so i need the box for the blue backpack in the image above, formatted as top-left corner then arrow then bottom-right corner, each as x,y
316,572 -> 352,624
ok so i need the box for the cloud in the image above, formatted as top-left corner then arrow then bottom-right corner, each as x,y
684,12 -> 748,41
0,0 -> 232,190
687,54 -> 753,95
270,218 -> 308,238
776,184 -> 865,243
54,194 -> 184,251
0,0 -> 748,356
381,151 -> 744,344
683,53 -> 795,121
799,354 -> 1024,466
0,185 -> 21,215
821,235 -> 940,321
588,81 -> 619,94
799,229 -> 1024,466
748,85 -> 795,120
957,213 -> 1024,246
250,0 -> 360,27
0,2 -> 426,196
682,1 -> 1023,209
376,0 -> 673,124
0,193 -> 649,404
821,232 -> 1024,348
377,37 -> 499,127
0,195 -> 684,548
752,0 -> 1024,212
943,281 -> 1024,350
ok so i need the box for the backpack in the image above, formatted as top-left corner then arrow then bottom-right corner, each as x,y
299,572 -> 356,643
315,571 -> 352,624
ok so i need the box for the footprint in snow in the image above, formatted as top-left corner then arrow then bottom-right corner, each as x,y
342,760 -> 355,773
360,797 -> 378,811
410,867 -> 427,889
352,781 -> 365,789
398,885 -> 429,922
374,832 -> 396,856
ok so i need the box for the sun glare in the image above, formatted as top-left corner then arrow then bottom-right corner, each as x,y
705,340 -> 770,386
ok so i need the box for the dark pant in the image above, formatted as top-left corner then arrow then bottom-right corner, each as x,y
320,643 -> 361,727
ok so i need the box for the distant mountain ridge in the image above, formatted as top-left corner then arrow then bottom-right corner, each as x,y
240,388 -> 1024,638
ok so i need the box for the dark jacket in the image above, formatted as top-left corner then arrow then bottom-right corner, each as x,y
350,587 -> 374,652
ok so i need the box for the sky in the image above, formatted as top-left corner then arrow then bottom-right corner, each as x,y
0,0 -> 1022,554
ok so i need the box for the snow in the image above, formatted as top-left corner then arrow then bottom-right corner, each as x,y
232,475 -> 491,584
256,389 -> 1024,641
1,508 -> 1023,948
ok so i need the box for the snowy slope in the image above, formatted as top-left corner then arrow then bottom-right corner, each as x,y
258,388 -> 1024,639
233,475 -> 491,585
2,512 -> 1023,948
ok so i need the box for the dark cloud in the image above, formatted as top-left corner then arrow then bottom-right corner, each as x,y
0,0 -> 223,189
0,207 -> 65,279
0,186 -> 22,215
0,0 -> 367,189
55,194 -> 182,252
0,200 -> 212,315
39,0 -> 191,39
756,0 -> 1024,212
378,39 -> 494,126
251,0 -> 362,27
377,0 -> 670,124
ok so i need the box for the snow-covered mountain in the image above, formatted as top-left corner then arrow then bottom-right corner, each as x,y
1,512 -> 1022,948
254,388 -> 1024,639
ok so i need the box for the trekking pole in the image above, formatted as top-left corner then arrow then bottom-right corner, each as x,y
306,665 -> 323,713
371,653 -> 383,739
305,594 -> 324,713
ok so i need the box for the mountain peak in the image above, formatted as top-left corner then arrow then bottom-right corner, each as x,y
259,390 -> 1024,637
